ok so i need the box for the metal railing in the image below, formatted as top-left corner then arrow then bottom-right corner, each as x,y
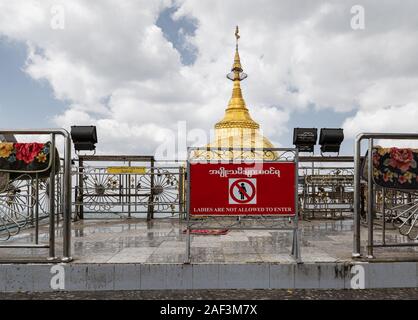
0,129 -> 72,262
353,132 -> 418,259
299,156 -> 354,219
73,155 -> 186,220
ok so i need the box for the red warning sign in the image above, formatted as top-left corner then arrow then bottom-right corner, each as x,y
189,162 -> 296,216
229,178 -> 256,204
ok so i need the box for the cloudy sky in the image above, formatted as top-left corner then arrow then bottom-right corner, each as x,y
0,0 -> 417,157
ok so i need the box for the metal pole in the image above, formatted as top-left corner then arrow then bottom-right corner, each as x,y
178,165 -> 184,220
120,173 -> 124,214
367,138 -> 374,258
62,131 -> 72,262
128,160 -> 131,218
57,171 -> 61,229
48,134 -> 56,260
311,161 -> 315,219
382,188 -> 386,245
147,158 -> 155,221
35,174 -> 39,244
292,151 -> 301,262
185,152 -> 191,264
78,158 -> 84,220
29,181 -> 34,227
353,135 -> 362,257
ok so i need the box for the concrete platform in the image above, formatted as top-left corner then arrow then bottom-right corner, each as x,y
1,218 -> 418,291
0,261 -> 418,292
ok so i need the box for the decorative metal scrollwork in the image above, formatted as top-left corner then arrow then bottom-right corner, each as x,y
79,166 -> 180,215
37,177 -> 62,215
386,192 -> 418,240
135,168 -> 179,213
189,148 -> 296,162
0,174 -> 34,240
82,167 -> 120,212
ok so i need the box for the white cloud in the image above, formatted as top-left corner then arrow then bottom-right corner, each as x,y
1,0 -> 418,156
252,106 -> 290,147
343,103 -> 418,147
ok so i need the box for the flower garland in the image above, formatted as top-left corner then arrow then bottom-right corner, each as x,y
0,142 -> 50,165
372,147 -> 418,189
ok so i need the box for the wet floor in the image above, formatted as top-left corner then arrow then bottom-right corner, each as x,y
1,288 -> 418,300
1,217 -> 418,263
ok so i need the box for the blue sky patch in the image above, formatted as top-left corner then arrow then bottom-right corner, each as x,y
156,5 -> 198,65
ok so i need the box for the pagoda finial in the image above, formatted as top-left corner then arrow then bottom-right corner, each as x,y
195,26 -> 276,160
215,26 -> 258,131
235,25 -> 240,44
227,25 -> 247,81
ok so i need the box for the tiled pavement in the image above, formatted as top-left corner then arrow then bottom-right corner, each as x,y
1,218 -> 418,263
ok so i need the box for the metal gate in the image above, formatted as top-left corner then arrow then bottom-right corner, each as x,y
74,155 -> 186,219
299,156 -> 354,219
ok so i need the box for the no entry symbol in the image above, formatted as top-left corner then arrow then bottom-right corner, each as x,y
229,178 -> 256,204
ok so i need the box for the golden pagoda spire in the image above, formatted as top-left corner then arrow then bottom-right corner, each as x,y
232,26 -> 242,72
215,26 -> 259,130
192,26 -> 276,161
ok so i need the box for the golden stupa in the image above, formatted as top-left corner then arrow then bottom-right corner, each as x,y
193,26 -> 276,160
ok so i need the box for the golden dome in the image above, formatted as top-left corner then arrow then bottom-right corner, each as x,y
193,26 -> 276,160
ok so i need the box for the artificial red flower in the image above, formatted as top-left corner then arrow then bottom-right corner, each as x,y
372,151 -> 380,167
398,175 -> 407,184
388,147 -> 414,172
383,172 -> 392,182
14,143 -> 44,164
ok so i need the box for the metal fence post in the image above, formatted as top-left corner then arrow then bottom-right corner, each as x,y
35,174 -> 39,244
382,187 -> 386,245
77,158 -> 84,220
128,160 -> 132,218
147,157 -> 155,221
293,150 -> 301,262
367,138 -> 374,258
185,151 -> 191,264
353,134 -> 362,257
62,130 -> 72,262
178,165 -> 185,220
48,134 -> 56,260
